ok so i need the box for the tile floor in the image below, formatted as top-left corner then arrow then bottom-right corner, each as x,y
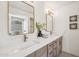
59,52 -> 77,57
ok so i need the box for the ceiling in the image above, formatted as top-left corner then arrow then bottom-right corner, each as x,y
44,1 -> 78,10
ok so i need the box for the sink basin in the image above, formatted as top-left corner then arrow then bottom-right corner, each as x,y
0,40 -> 40,54
17,40 -> 39,51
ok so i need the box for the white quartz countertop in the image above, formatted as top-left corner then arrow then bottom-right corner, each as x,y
0,34 -> 62,57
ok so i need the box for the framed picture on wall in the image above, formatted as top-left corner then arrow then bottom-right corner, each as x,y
69,15 -> 77,22
69,23 -> 77,30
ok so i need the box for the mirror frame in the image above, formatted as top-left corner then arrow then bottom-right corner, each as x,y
46,14 -> 53,34
7,1 -> 35,35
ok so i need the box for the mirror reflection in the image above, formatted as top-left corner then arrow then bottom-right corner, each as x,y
8,1 -> 34,35
46,8 -> 53,34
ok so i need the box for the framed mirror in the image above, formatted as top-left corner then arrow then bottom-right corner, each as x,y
8,1 -> 34,35
46,14 -> 53,34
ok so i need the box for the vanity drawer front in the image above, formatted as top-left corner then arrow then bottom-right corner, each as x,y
48,40 -> 57,49
48,40 -> 57,47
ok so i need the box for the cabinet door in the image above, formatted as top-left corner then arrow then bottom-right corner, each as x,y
48,40 -> 58,57
48,41 -> 56,57
26,52 -> 35,57
53,40 -> 57,57
53,47 -> 57,57
35,46 -> 47,57
57,37 -> 62,56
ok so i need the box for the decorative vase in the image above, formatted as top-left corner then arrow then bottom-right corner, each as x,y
37,30 -> 42,37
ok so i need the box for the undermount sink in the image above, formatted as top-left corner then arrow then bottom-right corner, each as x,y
17,40 -> 39,51
0,40 -> 40,54
10,40 -> 40,54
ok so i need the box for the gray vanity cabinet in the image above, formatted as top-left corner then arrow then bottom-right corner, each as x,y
47,40 -> 57,57
35,46 -> 47,57
26,36 -> 62,57
47,37 -> 62,57
47,42 -> 54,57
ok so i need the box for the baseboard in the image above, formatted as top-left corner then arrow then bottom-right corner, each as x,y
62,51 -> 78,57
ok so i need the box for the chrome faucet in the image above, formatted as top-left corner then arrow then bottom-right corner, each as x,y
24,35 -> 28,42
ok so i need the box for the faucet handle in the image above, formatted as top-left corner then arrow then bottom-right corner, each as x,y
24,35 -> 28,42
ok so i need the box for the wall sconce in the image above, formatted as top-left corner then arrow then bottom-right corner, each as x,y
46,8 -> 54,16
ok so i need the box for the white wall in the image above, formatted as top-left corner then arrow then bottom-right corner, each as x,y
34,1 -> 45,23
53,2 -> 79,56
0,1 -> 45,48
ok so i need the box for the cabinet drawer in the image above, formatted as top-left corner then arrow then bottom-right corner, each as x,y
48,40 -> 57,49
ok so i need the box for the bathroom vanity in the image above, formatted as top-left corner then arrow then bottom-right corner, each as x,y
27,35 -> 62,57
0,34 -> 62,57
